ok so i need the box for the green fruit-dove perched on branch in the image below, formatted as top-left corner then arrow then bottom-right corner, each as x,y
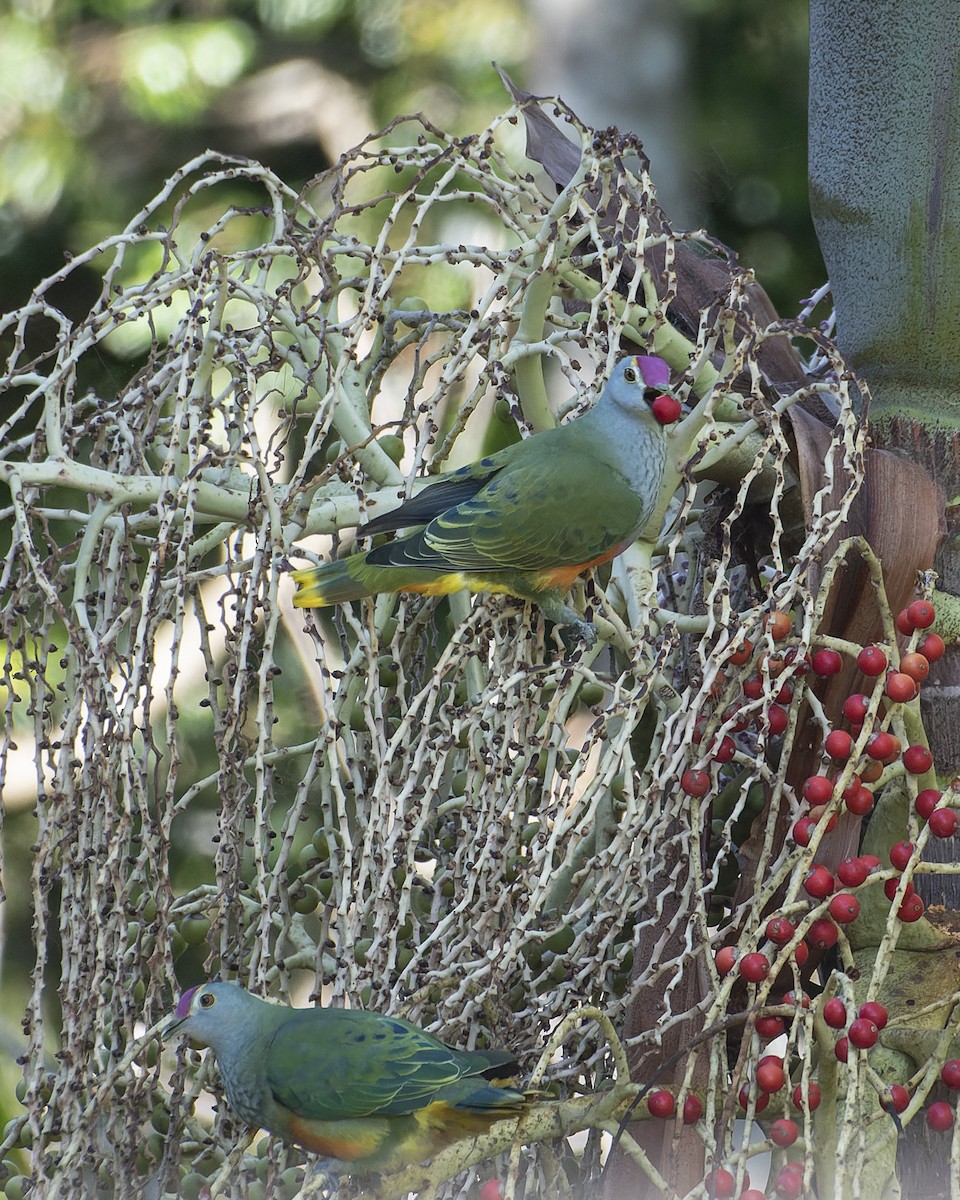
169,982 -> 528,1173
291,355 -> 681,641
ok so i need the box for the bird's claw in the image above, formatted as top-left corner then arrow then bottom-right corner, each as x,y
559,618 -> 597,652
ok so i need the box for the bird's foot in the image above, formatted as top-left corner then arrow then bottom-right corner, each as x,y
306,1157 -> 344,1196
561,618 -> 598,651
539,599 -> 599,653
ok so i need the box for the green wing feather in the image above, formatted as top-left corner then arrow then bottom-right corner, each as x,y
265,1010 -> 519,1121
364,425 -> 647,575
360,452 -> 510,536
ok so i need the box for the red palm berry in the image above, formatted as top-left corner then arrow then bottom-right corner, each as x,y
783,990 -> 810,1008
885,672 -> 919,703
792,816 -> 816,846
705,1167 -> 737,1198
651,393 -> 682,424
898,893 -> 926,922
884,877 -> 908,901
766,916 -> 796,945
770,1117 -> 799,1147
836,857 -> 869,887
802,774 -> 834,804
812,648 -> 843,677
712,735 -> 736,763
741,1191 -> 767,1200
681,768 -> 711,797
940,1059 -> 960,1089
792,1081 -> 822,1110
743,674 -> 763,700
647,1089 -> 675,1118
899,652 -> 931,682
916,788 -> 942,819
860,758 -> 883,783
829,892 -> 860,923
918,631 -> 945,662
844,786 -> 874,816
848,1017 -> 879,1049
764,704 -> 790,735
882,1083 -> 910,1113
739,952 -> 770,983
783,647 -> 810,673
890,841 -> 914,870
765,611 -> 793,640
728,639 -> 753,666
479,1181 -> 503,1200
715,946 -> 738,976
803,864 -> 835,899
774,1165 -> 805,1199
806,917 -> 839,950
902,745 -> 933,775
857,1001 -> 888,1028
682,1094 -> 703,1123
907,600 -> 936,629
896,607 -> 914,635
929,808 -> 959,838
792,940 -> 809,967
825,729 -> 853,760
756,1015 -> 786,1039
738,1083 -> 769,1112
774,681 -> 794,705
866,730 -> 898,760
808,804 -> 838,831
835,1036 -> 849,1062
842,693 -> 870,723
822,997 -> 847,1028
756,1060 -> 786,1093
926,1100 -> 954,1131
857,645 -> 887,676
860,853 -> 882,871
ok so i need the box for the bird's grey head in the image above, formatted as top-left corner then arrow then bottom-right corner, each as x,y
169,980 -> 258,1050
601,355 -> 679,425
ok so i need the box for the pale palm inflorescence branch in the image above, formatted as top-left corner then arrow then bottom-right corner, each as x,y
2,94 -> 930,1200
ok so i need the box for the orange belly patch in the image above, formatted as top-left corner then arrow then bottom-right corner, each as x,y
531,542 -> 627,592
286,1116 -> 383,1161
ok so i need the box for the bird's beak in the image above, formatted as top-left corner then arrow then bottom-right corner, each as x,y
165,984 -> 200,1037
164,1011 -> 189,1039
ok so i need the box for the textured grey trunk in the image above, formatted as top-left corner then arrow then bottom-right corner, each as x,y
809,0 -> 960,407
810,4 -> 960,1195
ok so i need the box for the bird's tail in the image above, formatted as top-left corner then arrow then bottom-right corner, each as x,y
291,560 -> 370,607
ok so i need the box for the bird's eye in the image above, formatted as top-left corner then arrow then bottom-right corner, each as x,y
623,366 -> 637,383
200,993 -> 215,1009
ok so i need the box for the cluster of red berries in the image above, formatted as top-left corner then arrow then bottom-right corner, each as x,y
821,994 -> 888,1059
681,599 -> 945,805
638,1150 -> 808,1198
700,1165 -> 806,1200
646,1047 -> 958,1195
790,602 -> 948,837
700,600 -> 954,970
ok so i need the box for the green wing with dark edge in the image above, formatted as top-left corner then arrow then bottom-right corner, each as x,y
265,1009 -> 517,1121
360,450 -> 514,536
364,439 -> 645,575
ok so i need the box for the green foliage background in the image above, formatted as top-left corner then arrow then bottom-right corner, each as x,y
0,0 -> 817,317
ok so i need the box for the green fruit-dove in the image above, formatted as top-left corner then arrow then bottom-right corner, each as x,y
291,355 -> 680,640
169,982 -> 527,1172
